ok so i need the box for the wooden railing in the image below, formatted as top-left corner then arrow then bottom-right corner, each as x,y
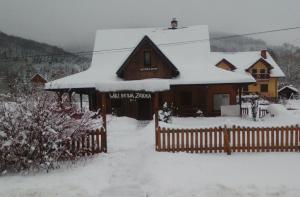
156,125 -> 300,154
66,128 -> 107,156
252,73 -> 270,80
241,107 -> 268,118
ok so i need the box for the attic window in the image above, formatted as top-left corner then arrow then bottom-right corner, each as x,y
144,51 -> 151,67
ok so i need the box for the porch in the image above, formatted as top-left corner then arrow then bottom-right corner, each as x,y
55,83 -> 245,120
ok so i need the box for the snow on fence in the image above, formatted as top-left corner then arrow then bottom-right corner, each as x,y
65,128 -> 107,156
241,107 -> 268,118
156,125 -> 300,154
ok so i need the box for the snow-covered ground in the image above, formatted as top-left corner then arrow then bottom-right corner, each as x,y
1,113 -> 300,197
162,100 -> 300,129
161,110 -> 300,128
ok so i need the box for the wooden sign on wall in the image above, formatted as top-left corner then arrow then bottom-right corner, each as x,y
109,92 -> 151,99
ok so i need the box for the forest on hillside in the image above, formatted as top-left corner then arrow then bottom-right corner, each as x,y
0,31 -> 91,93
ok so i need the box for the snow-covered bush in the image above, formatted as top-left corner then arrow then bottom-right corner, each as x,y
159,102 -> 172,123
268,104 -> 290,117
0,85 -> 97,174
196,109 -> 204,117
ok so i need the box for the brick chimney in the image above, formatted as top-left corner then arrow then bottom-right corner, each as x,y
261,49 -> 267,59
171,18 -> 178,29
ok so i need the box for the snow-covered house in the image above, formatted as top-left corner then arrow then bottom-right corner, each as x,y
45,19 -> 284,120
278,85 -> 299,99
30,73 -> 47,86
211,50 -> 285,99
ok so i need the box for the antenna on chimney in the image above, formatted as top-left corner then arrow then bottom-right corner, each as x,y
171,18 -> 178,29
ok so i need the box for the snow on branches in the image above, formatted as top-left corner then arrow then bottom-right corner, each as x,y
159,102 -> 172,123
0,84 -> 99,174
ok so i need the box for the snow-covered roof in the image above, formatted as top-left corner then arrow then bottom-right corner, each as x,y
46,25 -> 258,92
278,85 -> 299,93
210,51 -> 285,77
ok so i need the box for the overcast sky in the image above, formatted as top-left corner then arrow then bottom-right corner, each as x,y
0,0 -> 300,51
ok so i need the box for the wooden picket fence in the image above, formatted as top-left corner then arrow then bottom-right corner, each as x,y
241,107 -> 268,118
66,128 -> 107,156
156,125 -> 300,154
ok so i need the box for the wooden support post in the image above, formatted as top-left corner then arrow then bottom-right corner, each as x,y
80,93 -> 83,112
154,92 -> 159,129
101,93 -> 107,131
56,92 -> 63,107
239,86 -> 242,117
68,90 -> 72,103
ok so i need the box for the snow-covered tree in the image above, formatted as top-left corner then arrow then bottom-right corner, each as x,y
159,102 -> 172,123
249,96 -> 259,121
0,84 -> 98,174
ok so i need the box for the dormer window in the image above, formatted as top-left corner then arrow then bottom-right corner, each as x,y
144,50 -> 151,67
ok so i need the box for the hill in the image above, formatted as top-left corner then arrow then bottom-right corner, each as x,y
0,31 -> 91,93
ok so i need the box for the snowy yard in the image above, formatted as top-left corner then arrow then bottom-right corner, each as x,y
1,113 -> 300,197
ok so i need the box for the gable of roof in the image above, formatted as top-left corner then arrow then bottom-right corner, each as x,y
278,85 -> 299,93
215,58 -> 237,71
116,35 -> 179,78
245,58 -> 274,72
31,73 -> 47,83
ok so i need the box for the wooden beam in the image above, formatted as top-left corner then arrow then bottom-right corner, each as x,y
80,93 -> 83,112
68,91 -> 72,103
154,92 -> 159,129
239,86 -> 242,117
101,93 -> 107,131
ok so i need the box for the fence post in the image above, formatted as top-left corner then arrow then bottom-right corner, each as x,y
156,126 -> 161,151
224,125 -> 231,155
101,127 -> 107,153
101,93 -> 107,132
154,92 -> 159,129
297,124 -> 300,152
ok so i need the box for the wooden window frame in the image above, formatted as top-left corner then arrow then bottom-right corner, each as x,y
144,50 -> 151,67
252,69 -> 257,78
260,84 -> 268,93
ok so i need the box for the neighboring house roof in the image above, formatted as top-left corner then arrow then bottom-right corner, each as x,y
31,73 -> 47,83
210,51 -> 285,78
45,26 -> 260,92
278,85 -> 299,93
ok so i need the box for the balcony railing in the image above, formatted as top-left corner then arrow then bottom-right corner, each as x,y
252,73 -> 270,80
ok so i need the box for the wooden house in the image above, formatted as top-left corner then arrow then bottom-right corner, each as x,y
30,73 -> 47,86
45,20 -> 284,120
278,85 -> 299,99
212,50 -> 285,100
